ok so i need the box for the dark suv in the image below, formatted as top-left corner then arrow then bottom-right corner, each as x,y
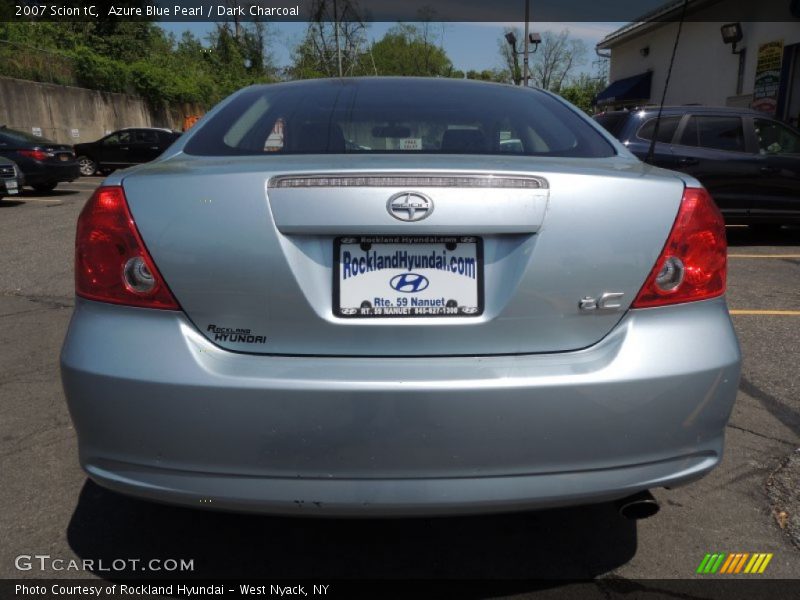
73,127 -> 182,176
594,107 -> 800,229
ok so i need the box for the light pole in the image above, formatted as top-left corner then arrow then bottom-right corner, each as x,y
523,0 -> 530,87
504,30 -> 541,86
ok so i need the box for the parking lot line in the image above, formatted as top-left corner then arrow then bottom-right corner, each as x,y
729,254 -> 800,258
729,309 -> 800,316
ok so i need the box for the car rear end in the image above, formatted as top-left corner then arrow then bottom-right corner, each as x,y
60,79 -> 740,516
19,145 -> 79,187
0,128 -> 80,188
0,159 -> 23,198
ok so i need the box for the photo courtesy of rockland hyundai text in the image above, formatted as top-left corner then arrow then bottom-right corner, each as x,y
0,0 -> 798,597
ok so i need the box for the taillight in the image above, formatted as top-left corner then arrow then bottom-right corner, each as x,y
75,186 -> 179,310
632,187 -> 726,308
18,149 -> 52,161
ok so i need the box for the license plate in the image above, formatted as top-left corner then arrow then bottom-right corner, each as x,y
59,154 -> 70,161
6,180 -> 18,193
334,236 -> 483,318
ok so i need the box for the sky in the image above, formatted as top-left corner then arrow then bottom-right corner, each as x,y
159,21 -> 624,77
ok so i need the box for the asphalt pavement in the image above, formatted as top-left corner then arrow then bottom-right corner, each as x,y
0,180 -> 798,586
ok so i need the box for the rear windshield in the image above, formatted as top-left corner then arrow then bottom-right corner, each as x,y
593,113 -> 629,139
636,116 -> 682,143
184,80 -> 616,158
0,127 -> 55,145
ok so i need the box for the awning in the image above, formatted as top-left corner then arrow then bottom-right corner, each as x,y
595,71 -> 652,106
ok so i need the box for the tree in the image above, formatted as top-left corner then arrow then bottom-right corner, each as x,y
83,21 -> 166,64
210,3 -> 277,78
465,69 -> 508,83
529,30 -> 587,92
557,73 -> 606,114
288,0 -> 369,79
370,23 -> 454,77
201,22 -> 276,98
497,28 -> 587,90
0,17 -> 278,108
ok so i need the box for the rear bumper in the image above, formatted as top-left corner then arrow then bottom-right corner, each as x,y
21,160 -> 79,185
61,298 -> 741,516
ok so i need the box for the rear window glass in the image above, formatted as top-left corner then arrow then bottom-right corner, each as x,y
636,116 -> 682,143
0,127 -> 54,145
678,116 -> 745,152
184,80 -> 616,158
135,130 -> 159,143
103,132 -> 132,145
593,113 -> 629,138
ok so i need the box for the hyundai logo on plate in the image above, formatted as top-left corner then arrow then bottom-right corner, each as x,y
387,191 -> 433,222
390,273 -> 429,293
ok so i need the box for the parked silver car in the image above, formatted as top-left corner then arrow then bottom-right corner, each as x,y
61,78 -> 741,517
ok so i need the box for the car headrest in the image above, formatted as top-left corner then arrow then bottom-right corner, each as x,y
292,122 -> 346,152
441,129 -> 487,153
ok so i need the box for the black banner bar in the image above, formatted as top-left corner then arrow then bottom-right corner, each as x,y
2,0 -> 799,23
3,579 -> 800,600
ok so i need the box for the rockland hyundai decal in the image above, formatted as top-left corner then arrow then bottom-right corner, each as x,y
335,236 -> 483,318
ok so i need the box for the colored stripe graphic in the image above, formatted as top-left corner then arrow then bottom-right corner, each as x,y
734,553 -> 749,573
721,553 -> 737,573
758,554 -> 773,573
744,554 -> 760,573
697,554 -> 712,573
698,553 -> 774,574
719,553 -> 736,573
713,553 -> 728,573
701,553 -> 726,574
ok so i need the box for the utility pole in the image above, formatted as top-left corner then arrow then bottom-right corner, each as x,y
333,0 -> 343,77
523,0 -> 530,86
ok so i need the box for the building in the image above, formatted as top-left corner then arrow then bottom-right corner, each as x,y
595,0 -> 800,126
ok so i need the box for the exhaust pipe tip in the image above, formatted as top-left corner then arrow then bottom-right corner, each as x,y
617,490 -> 660,520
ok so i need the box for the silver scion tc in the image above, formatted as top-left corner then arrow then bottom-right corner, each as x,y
61,78 -> 741,516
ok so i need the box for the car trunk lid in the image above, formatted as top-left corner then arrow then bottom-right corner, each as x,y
122,154 -> 684,356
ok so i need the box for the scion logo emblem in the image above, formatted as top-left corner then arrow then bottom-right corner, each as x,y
390,273 -> 430,293
387,191 -> 434,222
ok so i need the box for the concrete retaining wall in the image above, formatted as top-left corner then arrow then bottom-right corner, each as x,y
0,76 -> 201,144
